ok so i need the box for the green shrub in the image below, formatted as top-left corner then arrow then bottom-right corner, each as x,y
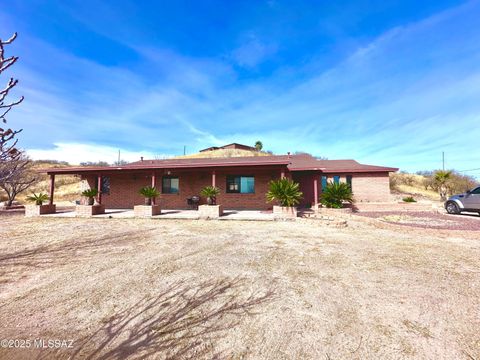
81,188 -> 98,198
266,178 -> 303,207
26,193 -> 49,205
320,182 -> 353,208
200,186 -> 220,198
402,196 -> 416,203
139,186 -> 160,199
200,186 -> 220,205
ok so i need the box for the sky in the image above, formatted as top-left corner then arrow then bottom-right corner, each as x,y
1,0 -> 479,176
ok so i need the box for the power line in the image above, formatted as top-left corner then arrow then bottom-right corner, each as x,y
458,168 -> 480,172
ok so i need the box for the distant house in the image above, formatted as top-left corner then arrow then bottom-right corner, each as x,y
45,144 -> 398,209
199,143 -> 257,152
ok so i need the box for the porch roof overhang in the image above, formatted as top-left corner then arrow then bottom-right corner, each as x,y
42,159 -> 292,175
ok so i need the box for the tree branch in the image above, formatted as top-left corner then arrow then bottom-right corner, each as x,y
0,33 -> 18,45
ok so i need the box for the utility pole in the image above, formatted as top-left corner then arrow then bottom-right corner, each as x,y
118,150 -> 121,165
442,151 -> 445,171
183,145 -> 186,156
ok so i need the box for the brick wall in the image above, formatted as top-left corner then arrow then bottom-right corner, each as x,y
83,169 -> 279,210
351,172 -> 392,202
81,169 -> 393,209
321,172 -> 392,202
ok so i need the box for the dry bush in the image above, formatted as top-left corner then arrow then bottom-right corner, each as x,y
390,173 -> 418,190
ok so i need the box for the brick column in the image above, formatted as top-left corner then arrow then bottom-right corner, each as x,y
212,170 -> 216,187
151,172 -> 156,205
97,175 -> 102,205
49,174 -> 55,205
313,176 -> 318,207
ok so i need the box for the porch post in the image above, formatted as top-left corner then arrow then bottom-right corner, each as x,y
97,175 -> 102,205
151,172 -> 156,205
280,169 -> 285,179
212,170 -> 216,187
313,175 -> 319,208
49,174 -> 55,205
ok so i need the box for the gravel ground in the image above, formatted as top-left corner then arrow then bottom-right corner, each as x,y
0,214 -> 479,359
355,210 -> 480,230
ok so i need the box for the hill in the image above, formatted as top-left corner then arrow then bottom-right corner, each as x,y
175,148 -> 272,159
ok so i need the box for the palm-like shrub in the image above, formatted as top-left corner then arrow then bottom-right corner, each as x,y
81,188 -> 98,205
266,178 -> 303,207
320,182 -> 353,208
434,170 -> 452,200
139,186 -> 160,205
26,193 -> 49,205
200,186 -> 220,205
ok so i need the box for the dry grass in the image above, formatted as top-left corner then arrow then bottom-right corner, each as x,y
0,215 -> 479,359
390,173 -> 440,201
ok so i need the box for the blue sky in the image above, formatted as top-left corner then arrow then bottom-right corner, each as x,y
1,0 -> 479,175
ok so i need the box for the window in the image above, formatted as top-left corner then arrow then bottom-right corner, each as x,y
333,175 -> 340,184
94,176 -> 110,194
226,176 -> 255,193
321,176 -> 327,193
101,177 -> 110,194
471,187 -> 480,194
346,175 -> 352,190
162,176 -> 179,194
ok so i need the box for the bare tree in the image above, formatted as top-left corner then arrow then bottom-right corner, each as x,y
0,32 -> 24,181
0,152 -> 35,206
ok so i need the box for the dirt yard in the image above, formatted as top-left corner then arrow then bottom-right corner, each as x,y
0,213 -> 479,359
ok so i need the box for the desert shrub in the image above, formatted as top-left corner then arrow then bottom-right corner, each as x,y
26,193 -> 49,205
402,196 -> 416,203
419,170 -> 478,199
139,186 -> 160,199
320,182 -> 354,208
266,178 -> 303,207
81,188 -> 98,198
390,172 -> 417,190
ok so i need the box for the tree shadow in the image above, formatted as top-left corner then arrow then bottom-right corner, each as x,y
40,277 -> 274,359
0,229 -> 155,286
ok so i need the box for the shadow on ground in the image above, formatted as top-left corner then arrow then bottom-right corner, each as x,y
0,229 -> 155,286
37,277 -> 274,360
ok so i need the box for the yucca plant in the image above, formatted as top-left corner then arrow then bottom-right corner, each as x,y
266,178 -> 303,207
139,186 -> 160,205
26,193 -> 49,206
81,188 -> 98,205
200,186 -> 220,205
434,170 -> 452,201
320,181 -> 353,208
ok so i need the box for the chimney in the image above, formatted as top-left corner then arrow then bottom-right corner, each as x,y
140,156 -> 144,162
287,152 -> 291,159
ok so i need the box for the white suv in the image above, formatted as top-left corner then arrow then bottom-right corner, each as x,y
445,186 -> 480,215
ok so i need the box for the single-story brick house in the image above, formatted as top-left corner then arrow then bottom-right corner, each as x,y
44,150 -> 398,210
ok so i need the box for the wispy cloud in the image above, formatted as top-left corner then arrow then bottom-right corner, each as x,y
2,1 -> 480,175
26,143 -> 159,164
231,36 -> 278,68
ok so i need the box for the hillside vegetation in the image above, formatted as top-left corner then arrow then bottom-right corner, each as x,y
390,171 -> 478,202
1,161 -> 80,205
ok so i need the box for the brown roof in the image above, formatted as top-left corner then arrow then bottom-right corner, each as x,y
44,154 -> 398,175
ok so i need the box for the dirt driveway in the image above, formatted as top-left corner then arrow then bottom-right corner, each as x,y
0,214 -> 479,359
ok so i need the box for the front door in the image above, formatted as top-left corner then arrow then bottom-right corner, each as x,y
463,187 -> 480,209
292,172 -> 318,208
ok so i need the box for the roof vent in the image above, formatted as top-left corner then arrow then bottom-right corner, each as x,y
287,152 -> 291,159
140,156 -> 144,162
